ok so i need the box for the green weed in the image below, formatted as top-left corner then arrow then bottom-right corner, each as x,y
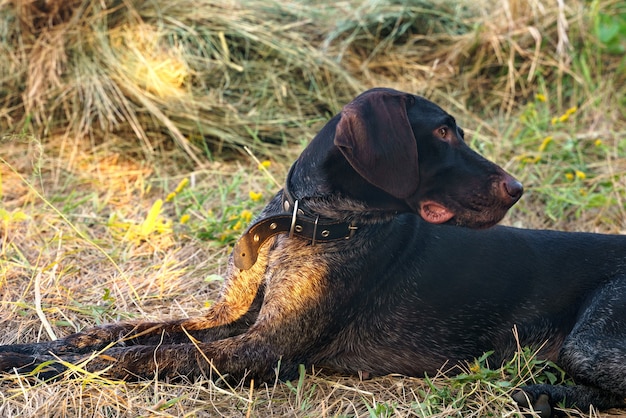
169,162 -> 278,245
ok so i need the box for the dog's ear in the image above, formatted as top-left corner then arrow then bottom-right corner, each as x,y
334,89 -> 419,199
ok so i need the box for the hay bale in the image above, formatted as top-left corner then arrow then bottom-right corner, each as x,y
0,0 -> 363,160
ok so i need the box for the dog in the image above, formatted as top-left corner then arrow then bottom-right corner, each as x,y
1,88 -> 625,417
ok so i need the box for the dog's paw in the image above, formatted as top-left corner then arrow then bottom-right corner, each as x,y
512,389 -> 553,418
0,351 -> 68,380
0,351 -> 35,368
0,351 -> 39,374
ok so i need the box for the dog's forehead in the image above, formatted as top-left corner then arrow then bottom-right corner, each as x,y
408,96 -> 455,126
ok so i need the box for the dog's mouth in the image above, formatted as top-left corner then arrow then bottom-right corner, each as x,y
418,201 -> 455,224
419,199 -> 511,229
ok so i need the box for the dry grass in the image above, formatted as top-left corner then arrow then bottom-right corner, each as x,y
2,0 -> 624,159
1,0 -> 362,161
1,0 -> 626,416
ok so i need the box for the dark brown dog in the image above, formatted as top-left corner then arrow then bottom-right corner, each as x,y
1,88 -> 625,418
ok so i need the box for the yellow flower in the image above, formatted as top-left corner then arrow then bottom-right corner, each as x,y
554,106 -> 578,124
140,199 -> 164,236
575,170 -> 586,180
594,139 -> 603,147
517,154 -> 540,164
174,178 -> 190,194
258,160 -> 271,170
180,214 -> 190,224
565,172 -> 574,181
538,136 -> 553,152
165,178 -> 190,202
240,210 -> 253,223
535,93 -> 547,102
469,363 -> 481,374
249,191 -> 263,202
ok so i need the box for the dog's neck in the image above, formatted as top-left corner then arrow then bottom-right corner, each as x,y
286,151 -> 412,223
232,163 -> 359,271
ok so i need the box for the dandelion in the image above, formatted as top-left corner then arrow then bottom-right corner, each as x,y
258,160 -> 271,170
594,139 -> 603,147
565,170 -> 585,182
535,93 -> 547,102
249,191 -> 263,202
165,192 -> 177,202
180,214 -> 190,224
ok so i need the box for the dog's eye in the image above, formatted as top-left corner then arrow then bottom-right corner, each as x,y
435,126 -> 452,141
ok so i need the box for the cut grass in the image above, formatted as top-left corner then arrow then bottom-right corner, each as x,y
0,0 -> 363,161
2,0 -> 624,159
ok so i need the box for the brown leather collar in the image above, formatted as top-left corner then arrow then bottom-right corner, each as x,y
232,165 -> 358,270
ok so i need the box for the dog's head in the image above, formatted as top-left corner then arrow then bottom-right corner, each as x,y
332,88 -> 522,228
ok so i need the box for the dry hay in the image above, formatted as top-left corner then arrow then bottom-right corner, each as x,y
2,0 -> 624,160
0,0 -> 363,161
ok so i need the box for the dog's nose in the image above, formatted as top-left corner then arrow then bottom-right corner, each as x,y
502,178 -> 524,202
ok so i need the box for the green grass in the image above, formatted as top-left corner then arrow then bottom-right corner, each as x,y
497,93 -> 626,229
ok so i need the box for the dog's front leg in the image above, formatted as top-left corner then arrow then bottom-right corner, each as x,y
75,334 -> 297,383
1,241 -> 333,383
0,242 -> 272,366
0,330 -> 305,383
